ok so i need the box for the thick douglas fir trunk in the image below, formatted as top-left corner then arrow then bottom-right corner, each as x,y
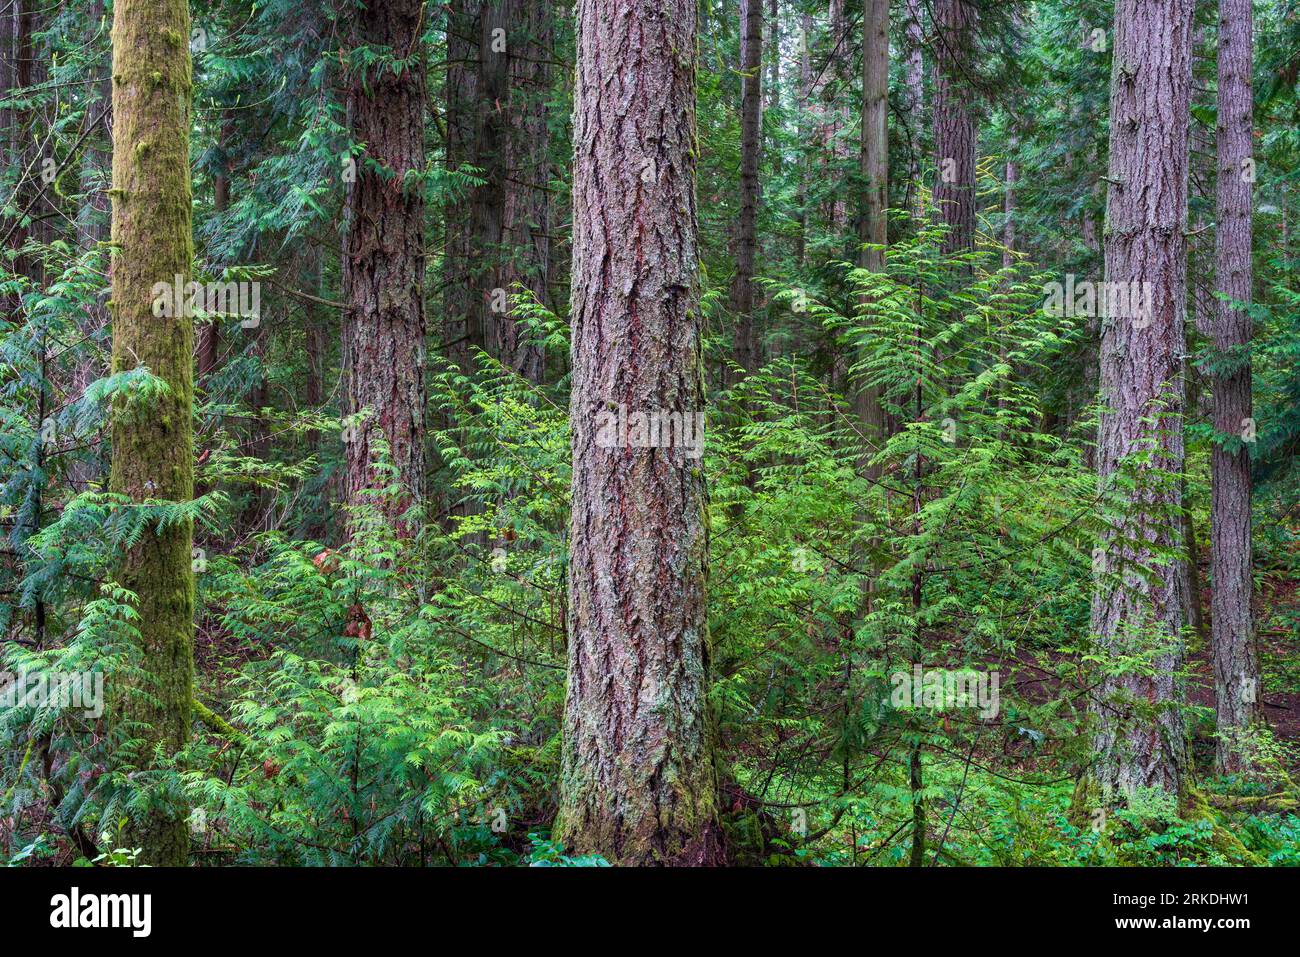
1088,0 -> 1195,807
558,0 -> 723,866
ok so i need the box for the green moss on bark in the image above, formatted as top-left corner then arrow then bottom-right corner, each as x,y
108,0 -> 195,866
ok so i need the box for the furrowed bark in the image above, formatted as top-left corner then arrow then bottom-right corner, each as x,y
1211,0 -> 1258,773
931,0 -> 976,255
445,0 -> 481,369
108,0 -> 196,865
496,0 -> 551,382
855,0 -> 888,446
730,0 -> 763,375
905,0 -> 924,218
468,0 -> 507,371
1088,0 -> 1194,807
558,0 -> 723,866
341,0 -> 427,532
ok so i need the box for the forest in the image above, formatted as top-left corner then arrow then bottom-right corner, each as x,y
0,0 -> 1297,872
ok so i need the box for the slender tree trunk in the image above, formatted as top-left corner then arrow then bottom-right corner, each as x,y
340,0 -> 427,532
1088,0 -> 1194,807
558,0 -> 723,866
827,0 -> 851,232
795,11 -> 811,268
731,0 -> 763,375
859,0 -> 888,274
197,113 -> 232,379
109,0 -> 196,865
766,0 -> 780,114
1002,151 -> 1017,269
304,245 -> 327,453
855,0 -> 888,448
497,0 -> 549,382
931,0 -> 977,255
469,0 -> 507,368
1211,0 -> 1258,773
905,0 -> 924,219
445,0 -> 481,369
70,1 -> 113,488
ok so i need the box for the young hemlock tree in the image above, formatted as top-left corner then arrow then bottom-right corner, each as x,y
558,0 -> 724,865
108,0 -> 197,864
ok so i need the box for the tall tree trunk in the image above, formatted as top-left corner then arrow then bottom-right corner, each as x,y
109,0 -> 195,865
1088,0 -> 1194,808
859,0 -> 888,275
905,0 -> 924,219
340,0 -> 427,532
468,0 -> 507,368
558,0 -> 723,866
1002,150 -> 1016,270
1211,0 -> 1258,773
197,113 -> 232,379
855,0 -> 888,448
445,0 -> 481,369
795,11 -> 811,268
827,0 -> 851,232
931,0 -> 976,255
496,0 -> 549,382
766,0 -> 780,114
70,0 -> 113,488
304,245 -> 327,452
731,0 -> 763,375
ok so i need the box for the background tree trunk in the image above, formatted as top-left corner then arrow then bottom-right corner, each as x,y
931,0 -> 977,255
445,0 -> 481,369
855,0 -> 888,448
497,0 -> 550,382
905,0 -> 925,219
558,0 -> 723,866
1088,0 -> 1195,807
730,0 -> 763,375
109,0 -> 196,865
468,0 -> 507,369
795,10 -> 811,268
1211,0 -> 1259,773
70,0 -> 113,488
340,0 -> 427,532
197,113 -> 232,380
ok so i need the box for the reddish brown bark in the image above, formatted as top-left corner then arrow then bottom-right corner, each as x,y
1088,0 -> 1195,805
730,0 -> 763,375
1211,0 -> 1259,773
558,0 -> 722,866
931,0 -> 977,255
340,0 -> 427,531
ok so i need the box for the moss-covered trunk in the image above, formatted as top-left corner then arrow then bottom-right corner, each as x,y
108,0 -> 196,866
